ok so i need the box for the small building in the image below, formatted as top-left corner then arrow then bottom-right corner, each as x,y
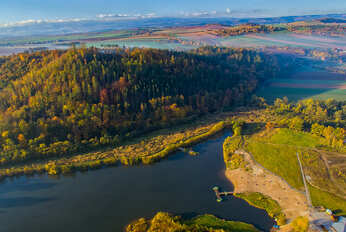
329,216 -> 346,232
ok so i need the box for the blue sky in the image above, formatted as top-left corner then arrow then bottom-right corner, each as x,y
1,0 -> 346,24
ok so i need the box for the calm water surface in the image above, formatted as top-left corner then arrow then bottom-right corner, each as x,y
0,132 -> 273,232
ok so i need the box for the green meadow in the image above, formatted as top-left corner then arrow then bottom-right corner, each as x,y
257,86 -> 345,102
243,128 -> 346,213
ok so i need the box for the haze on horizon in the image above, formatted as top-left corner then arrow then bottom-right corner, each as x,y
1,0 -> 346,26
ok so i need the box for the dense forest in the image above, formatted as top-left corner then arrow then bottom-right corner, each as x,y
0,47 -> 293,165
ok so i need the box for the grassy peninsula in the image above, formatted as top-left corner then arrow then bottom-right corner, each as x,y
126,212 -> 259,232
223,98 -> 346,223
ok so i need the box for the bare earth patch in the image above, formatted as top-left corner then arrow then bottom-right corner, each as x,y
225,150 -> 309,225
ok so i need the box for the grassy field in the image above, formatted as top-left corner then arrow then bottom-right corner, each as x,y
245,141 -> 304,189
327,151 -> 346,192
268,78 -> 346,85
301,150 -> 344,197
0,30 -> 136,46
257,86 -> 346,102
264,128 -> 324,148
243,127 -> 346,213
256,66 -> 346,102
309,185 -> 346,216
218,32 -> 346,49
187,214 -> 260,232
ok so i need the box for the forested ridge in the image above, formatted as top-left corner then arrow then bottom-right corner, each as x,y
217,23 -> 284,36
0,47 -> 292,165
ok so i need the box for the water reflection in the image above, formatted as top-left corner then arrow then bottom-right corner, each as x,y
0,197 -> 54,208
0,182 -> 57,194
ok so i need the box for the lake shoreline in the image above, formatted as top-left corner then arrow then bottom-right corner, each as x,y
1,109 -> 268,181
0,115 -> 236,180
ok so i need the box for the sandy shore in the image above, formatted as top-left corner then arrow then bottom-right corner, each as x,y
225,150 -> 310,230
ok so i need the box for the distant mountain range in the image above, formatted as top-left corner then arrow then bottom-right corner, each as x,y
0,13 -> 345,39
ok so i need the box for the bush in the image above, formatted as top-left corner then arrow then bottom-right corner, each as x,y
229,153 -> 246,170
45,163 -> 59,175
73,163 -> 89,171
103,157 -> 118,166
126,218 -> 148,232
223,136 -> 242,166
60,165 -> 72,174
291,216 -> 309,232
232,120 -> 244,136
120,156 -> 139,166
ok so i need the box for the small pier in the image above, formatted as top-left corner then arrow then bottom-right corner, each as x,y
212,186 -> 233,202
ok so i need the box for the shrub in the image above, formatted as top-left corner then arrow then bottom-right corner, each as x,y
103,157 -> 118,166
45,163 -> 59,175
291,216 -> 309,232
126,218 -> 149,232
60,165 -> 72,174
289,117 -> 304,131
229,153 -> 246,170
223,136 -> 242,164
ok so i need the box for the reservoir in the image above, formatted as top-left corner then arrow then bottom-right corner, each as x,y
0,132 -> 273,231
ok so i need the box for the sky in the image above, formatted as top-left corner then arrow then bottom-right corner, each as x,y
1,0 -> 346,25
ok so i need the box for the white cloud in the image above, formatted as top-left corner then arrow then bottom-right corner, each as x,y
0,12 -> 157,28
96,13 -> 156,19
0,18 -> 86,28
226,8 -> 231,14
180,11 -> 212,17
97,14 -> 130,18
